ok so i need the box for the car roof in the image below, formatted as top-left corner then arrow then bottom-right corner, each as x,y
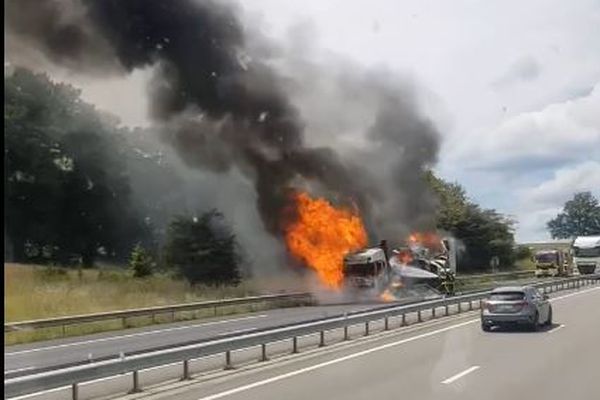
491,286 -> 529,293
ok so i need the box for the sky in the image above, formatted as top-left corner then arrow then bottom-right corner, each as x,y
38,0 -> 600,242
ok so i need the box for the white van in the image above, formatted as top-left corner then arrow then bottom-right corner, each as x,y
571,236 -> 600,274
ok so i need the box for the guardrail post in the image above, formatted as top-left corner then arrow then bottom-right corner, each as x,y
344,325 -> 350,340
365,321 -> 370,336
401,313 -> 407,326
417,310 -> 422,322
122,317 -> 127,329
171,310 -> 175,322
319,331 -> 326,347
292,336 -> 299,353
478,299 -> 483,309
260,343 -> 269,361
445,305 -> 449,316
384,316 -> 389,330
214,305 -> 218,317
224,351 -> 234,370
182,359 -> 191,380
458,302 -> 462,313
468,301 -> 473,311
62,324 -> 66,337
431,307 -> 436,318
72,383 -> 79,400
130,370 -> 142,393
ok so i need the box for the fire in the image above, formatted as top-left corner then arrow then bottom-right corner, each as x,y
395,248 -> 413,265
284,191 -> 368,288
408,232 -> 443,252
380,289 -> 397,302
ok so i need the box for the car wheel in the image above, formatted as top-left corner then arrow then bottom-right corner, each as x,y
546,307 -> 553,326
530,312 -> 540,332
481,323 -> 491,332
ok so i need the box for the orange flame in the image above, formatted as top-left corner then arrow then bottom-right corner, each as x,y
284,191 -> 368,289
380,289 -> 396,302
395,248 -> 414,265
408,232 -> 443,252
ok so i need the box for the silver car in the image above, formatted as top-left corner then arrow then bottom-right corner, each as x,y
481,286 -> 552,331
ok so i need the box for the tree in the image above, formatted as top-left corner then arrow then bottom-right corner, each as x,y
129,243 -> 154,278
164,210 -> 242,286
547,192 -> 600,239
4,67 -> 149,265
425,171 -> 516,271
514,245 -> 532,260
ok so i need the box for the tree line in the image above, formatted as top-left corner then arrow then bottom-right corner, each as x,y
4,68 -> 241,285
9,67 -> 574,281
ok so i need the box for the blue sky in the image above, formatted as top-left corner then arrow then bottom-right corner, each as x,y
32,0 -> 600,242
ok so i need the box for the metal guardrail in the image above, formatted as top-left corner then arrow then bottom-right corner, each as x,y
3,271 -> 535,335
4,292 -> 314,333
455,269 -> 535,281
5,274 -> 599,399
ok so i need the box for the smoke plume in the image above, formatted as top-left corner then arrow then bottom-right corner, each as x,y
5,0 -> 441,251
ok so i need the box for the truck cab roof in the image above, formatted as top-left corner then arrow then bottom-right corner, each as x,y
573,236 -> 600,248
344,248 -> 385,264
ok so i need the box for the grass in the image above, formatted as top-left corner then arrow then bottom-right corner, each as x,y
4,263 -> 276,345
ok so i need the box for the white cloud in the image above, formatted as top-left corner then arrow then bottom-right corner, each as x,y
455,82 -> 600,170
522,161 -> 600,207
492,56 -> 541,88
514,161 -> 600,241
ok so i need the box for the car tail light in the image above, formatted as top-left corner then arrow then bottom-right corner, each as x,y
514,301 -> 528,310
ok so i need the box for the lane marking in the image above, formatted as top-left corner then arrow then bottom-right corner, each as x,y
195,319 -> 480,400
548,324 -> 566,334
5,315 -> 268,356
441,366 -> 480,384
195,285 -> 600,400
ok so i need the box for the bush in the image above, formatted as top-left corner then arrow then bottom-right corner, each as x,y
164,210 -> 242,286
129,244 -> 154,278
515,245 -> 532,260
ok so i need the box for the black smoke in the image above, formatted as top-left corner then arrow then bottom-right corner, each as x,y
5,0 -> 440,246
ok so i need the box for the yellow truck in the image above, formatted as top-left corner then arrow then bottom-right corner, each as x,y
533,249 -> 572,277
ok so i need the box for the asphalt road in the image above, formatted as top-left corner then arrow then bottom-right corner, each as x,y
124,284 -> 600,400
2,276 -> 557,377
4,302 -> 392,375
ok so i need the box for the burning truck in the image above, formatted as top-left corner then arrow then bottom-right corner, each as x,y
342,236 -> 457,298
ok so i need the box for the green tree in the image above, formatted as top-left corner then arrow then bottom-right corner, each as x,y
164,210 -> 242,286
129,243 -> 154,278
514,245 -> 533,260
4,67 -> 148,265
425,171 -> 516,271
547,192 -> 600,239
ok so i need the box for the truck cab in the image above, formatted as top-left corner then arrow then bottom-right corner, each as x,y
571,236 -> 600,275
342,247 -> 391,292
534,249 -> 563,277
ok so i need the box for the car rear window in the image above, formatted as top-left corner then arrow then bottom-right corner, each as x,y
489,292 -> 525,301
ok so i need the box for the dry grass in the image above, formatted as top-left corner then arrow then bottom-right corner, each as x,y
4,263 -> 271,344
4,263 -> 259,322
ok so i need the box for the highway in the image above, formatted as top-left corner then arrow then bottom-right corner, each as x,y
3,276 -> 546,378
4,274 -> 546,378
123,284 -> 600,400
4,302 -> 395,376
